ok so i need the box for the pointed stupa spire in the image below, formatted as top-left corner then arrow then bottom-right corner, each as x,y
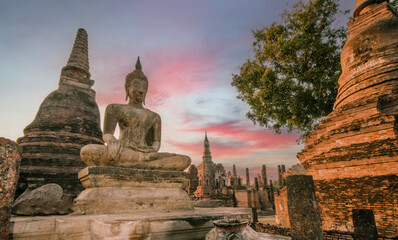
202,130 -> 212,161
64,28 -> 90,77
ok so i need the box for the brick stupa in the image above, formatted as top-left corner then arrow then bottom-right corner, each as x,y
17,29 -> 103,197
298,0 -> 398,235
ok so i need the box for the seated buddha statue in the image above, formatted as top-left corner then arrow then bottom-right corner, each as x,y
80,57 -> 191,171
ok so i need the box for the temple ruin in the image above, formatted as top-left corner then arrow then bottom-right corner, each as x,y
16,29 -> 103,197
298,0 -> 398,235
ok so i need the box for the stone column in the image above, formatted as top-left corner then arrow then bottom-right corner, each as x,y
246,168 -> 250,187
262,165 -> 268,187
286,175 -> 323,240
281,165 -> 286,187
269,180 -> 274,203
278,165 -> 282,187
0,138 -> 22,239
257,174 -> 262,189
232,164 -> 237,177
254,177 -> 259,190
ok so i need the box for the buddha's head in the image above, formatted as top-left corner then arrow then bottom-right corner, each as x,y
125,57 -> 148,104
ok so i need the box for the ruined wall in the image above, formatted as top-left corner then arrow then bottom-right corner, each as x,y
252,223 -> 397,240
274,187 -> 290,228
258,189 -> 273,210
315,175 -> 398,234
235,189 -> 251,208
235,189 -> 267,210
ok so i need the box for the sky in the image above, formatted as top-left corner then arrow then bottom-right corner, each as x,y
0,0 -> 355,182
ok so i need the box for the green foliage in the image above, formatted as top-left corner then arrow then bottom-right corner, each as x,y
232,0 -> 347,136
389,0 -> 398,9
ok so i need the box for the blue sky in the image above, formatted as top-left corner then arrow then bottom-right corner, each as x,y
0,0 -> 355,181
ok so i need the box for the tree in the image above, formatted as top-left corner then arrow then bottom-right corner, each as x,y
390,0 -> 398,9
232,0 -> 348,137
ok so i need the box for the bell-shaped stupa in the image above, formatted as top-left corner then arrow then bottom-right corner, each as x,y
16,28 -> 103,198
298,0 -> 398,235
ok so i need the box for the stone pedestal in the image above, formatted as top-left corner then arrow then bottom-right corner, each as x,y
72,166 -> 194,214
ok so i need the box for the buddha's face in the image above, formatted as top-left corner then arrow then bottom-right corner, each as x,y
127,78 -> 148,103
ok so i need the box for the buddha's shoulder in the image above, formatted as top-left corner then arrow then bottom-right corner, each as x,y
105,103 -> 127,111
143,108 -> 160,119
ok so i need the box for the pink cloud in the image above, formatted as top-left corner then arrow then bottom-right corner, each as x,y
168,120 -> 299,159
95,46 -> 220,107
188,120 -> 298,149
144,48 -> 218,97
96,87 -> 125,106
168,138 -> 252,159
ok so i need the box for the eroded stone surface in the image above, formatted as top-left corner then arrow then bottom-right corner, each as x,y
0,138 -> 22,239
12,184 -> 73,215
297,1 -> 398,235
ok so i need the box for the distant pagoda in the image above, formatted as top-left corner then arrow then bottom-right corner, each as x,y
298,0 -> 398,235
17,28 -> 103,197
194,131 -> 216,198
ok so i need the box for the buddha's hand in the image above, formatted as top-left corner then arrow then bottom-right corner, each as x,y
131,145 -> 155,153
103,134 -> 121,160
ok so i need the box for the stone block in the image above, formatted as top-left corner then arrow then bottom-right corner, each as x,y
12,184 -> 72,215
55,218 -> 90,234
22,218 -> 55,233
286,175 -> 323,240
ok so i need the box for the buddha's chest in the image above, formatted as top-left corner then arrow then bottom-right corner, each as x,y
118,109 -> 153,130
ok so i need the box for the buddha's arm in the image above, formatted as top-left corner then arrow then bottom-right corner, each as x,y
103,104 -> 118,142
102,105 -> 121,159
151,114 -> 161,152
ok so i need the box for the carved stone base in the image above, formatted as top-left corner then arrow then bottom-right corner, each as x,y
72,166 -> 194,214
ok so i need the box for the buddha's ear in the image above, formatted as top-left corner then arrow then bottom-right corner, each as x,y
125,88 -> 128,101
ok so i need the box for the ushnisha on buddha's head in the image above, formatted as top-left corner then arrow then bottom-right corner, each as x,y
125,57 -> 148,106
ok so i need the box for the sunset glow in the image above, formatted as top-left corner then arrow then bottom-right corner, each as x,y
0,0 -> 355,182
